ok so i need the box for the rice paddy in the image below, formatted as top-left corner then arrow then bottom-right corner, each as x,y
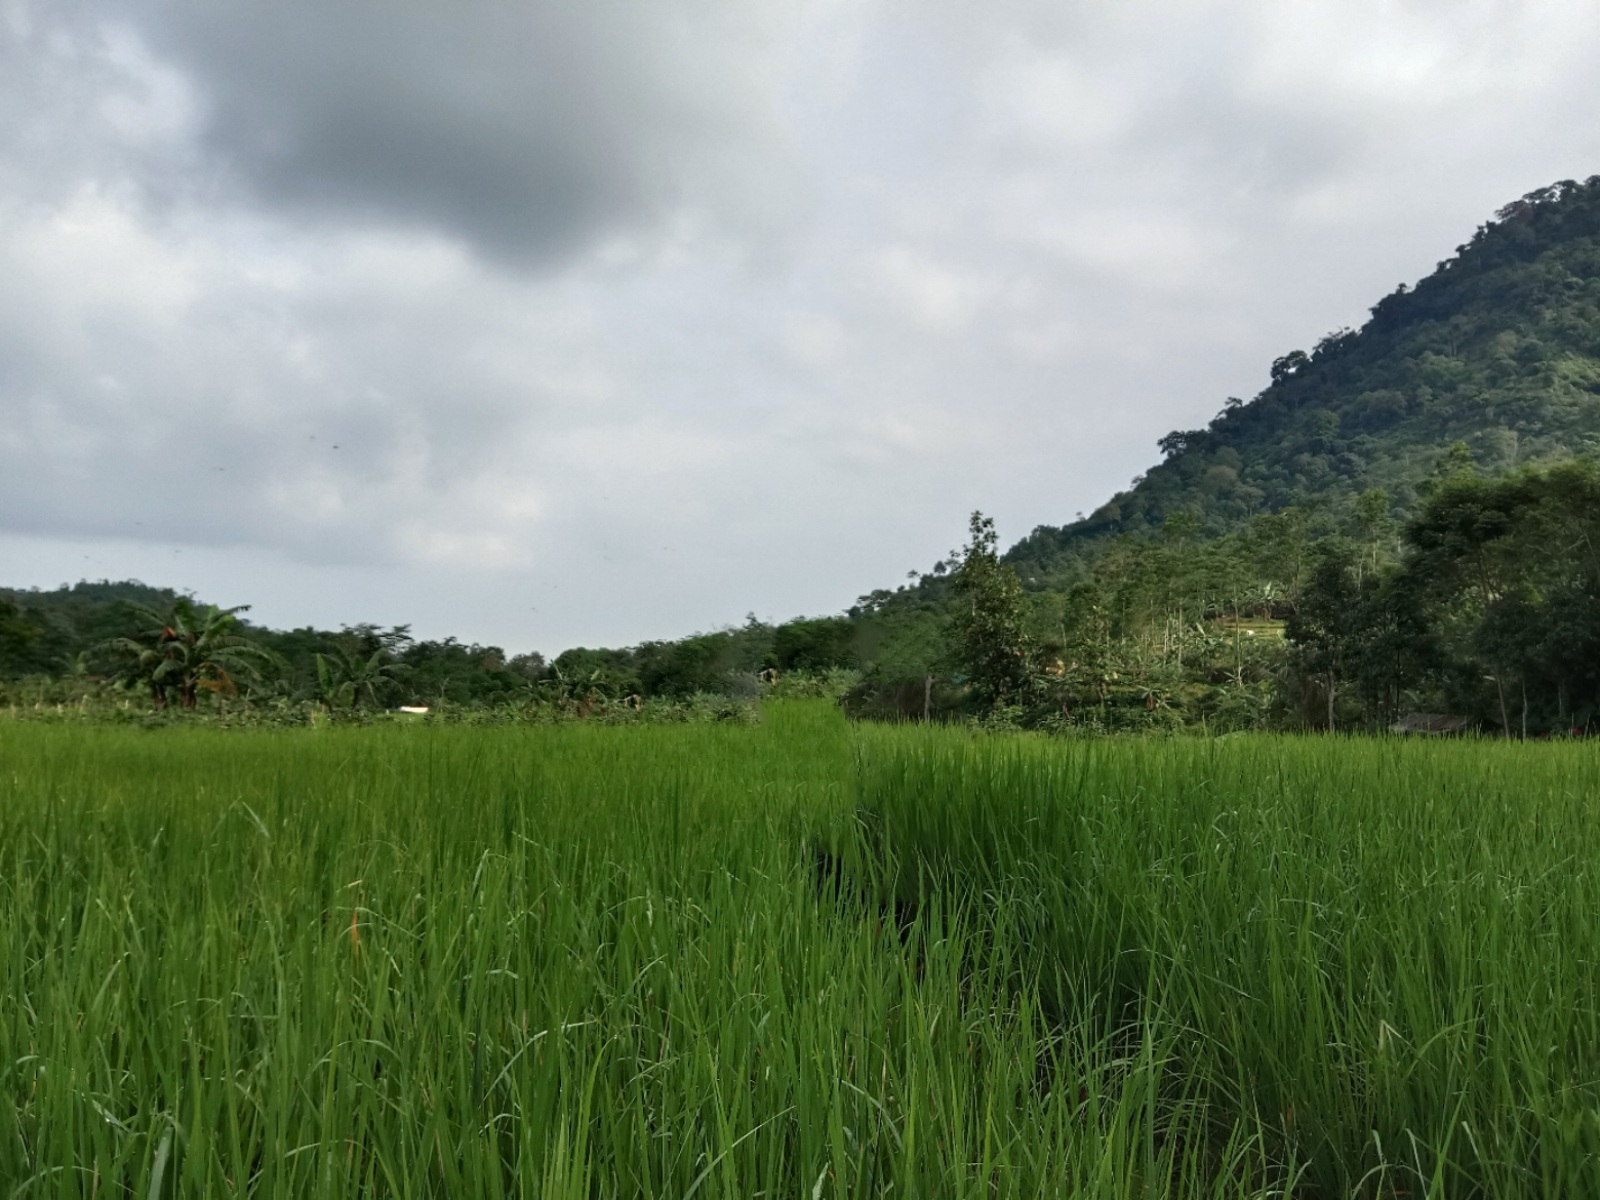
5,702 -> 1600,1196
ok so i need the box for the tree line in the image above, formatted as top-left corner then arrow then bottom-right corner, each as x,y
4,449 -> 1598,735
899,451 -> 1600,736
0,586 -> 546,713
0,581 -> 859,717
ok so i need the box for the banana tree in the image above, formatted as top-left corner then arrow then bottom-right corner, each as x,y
103,599 -> 275,709
315,645 -> 407,710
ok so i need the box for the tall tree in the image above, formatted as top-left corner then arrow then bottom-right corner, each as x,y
1405,459 -> 1600,734
950,511 -> 1036,711
0,598 -> 46,678
1286,543 -> 1362,730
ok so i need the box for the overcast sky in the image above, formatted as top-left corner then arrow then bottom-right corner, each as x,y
4,0 -> 1599,654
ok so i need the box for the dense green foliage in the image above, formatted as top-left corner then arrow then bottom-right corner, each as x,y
8,708 -> 1600,1194
0,581 -> 183,678
0,584 -> 866,718
949,512 -> 1037,709
101,599 -> 276,709
0,582 -> 544,708
548,619 -> 864,702
846,456 -> 1600,735
1398,458 -> 1600,731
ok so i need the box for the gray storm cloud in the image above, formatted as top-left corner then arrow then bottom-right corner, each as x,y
3,0 -> 1600,650
127,0 -> 787,264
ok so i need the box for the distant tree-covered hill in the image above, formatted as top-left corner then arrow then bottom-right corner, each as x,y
0,580 -> 185,677
1008,176 -> 1600,588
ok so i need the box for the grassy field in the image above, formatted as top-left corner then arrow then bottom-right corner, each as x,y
5,703 -> 1600,1196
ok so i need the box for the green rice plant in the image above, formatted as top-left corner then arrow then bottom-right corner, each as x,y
3,702 -> 1266,1198
859,727 -> 1600,1196
11,701 -> 1590,1196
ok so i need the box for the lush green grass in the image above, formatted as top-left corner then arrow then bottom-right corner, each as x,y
4,706 -> 1600,1196
859,728 -> 1600,1196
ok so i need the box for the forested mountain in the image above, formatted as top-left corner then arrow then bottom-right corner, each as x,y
1009,176 -> 1600,588
827,177 -> 1600,733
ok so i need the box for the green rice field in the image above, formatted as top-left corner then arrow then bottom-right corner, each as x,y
6,702 -> 1600,1196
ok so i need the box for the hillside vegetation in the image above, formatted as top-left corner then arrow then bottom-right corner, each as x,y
1010,176 -> 1600,587
841,177 -> 1600,734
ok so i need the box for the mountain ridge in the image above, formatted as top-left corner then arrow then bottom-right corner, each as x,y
1006,175 -> 1600,587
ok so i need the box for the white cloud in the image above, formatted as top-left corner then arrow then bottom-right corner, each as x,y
871,245 -> 988,330
780,311 -> 848,369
